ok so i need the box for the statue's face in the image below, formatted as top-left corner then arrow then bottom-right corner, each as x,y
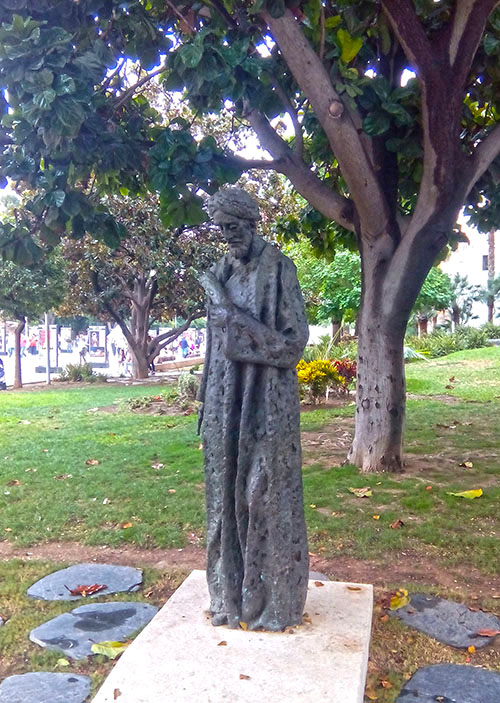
213,212 -> 255,260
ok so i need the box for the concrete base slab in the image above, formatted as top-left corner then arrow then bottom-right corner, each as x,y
93,570 -> 373,703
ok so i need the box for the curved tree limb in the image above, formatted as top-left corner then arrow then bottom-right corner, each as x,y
466,122 -> 500,197
243,103 -> 354,231
381,0 -> 433,75
261,7 -> 388,235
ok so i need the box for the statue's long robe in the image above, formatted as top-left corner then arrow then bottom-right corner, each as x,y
199,237 -> 309,631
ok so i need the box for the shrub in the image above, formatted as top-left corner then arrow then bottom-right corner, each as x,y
405,326 -> 490,358
480,322 -> 500,338
177,371 -> 200,400
297,358 -> 356,402
58,363 -> 106,383
332,359 -> 357,390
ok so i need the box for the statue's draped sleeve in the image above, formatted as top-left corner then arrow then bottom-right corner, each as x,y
223,258 -> 309,369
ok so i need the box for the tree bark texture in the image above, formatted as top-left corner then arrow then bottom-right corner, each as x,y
13,318 -> 25,389
348,310 -> 405,473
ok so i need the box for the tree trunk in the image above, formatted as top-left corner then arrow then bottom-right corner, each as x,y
417,315 -> 428,336
348,218 -> 448,473
331,319 -> 341,339
130,344 -> 150,379
348,302 -> 405,473
13,318 -> 25,389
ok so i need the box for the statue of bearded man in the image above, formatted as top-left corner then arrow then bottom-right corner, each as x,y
197,186 -> 309,632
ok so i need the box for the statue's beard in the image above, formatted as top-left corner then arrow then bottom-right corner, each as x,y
230,242 -> 251,259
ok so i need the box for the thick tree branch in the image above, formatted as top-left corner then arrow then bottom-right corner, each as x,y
148,309 -> 204,360
243,104 -> 354,231
448,0 -> 499,78
91,270 -> 137,350
381,0 -> 434,75
465,122 -> 500,196
261,8 -> 388,235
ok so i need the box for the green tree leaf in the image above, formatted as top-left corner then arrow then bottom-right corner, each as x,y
362,110 -> 391,136
337,28 -> 363,64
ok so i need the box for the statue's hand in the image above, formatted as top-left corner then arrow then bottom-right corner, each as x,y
197,271 -> 227,306
211,305 -> 230,328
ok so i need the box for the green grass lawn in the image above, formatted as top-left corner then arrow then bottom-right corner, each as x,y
0,348 -> 499,701
0,352 -> 499,569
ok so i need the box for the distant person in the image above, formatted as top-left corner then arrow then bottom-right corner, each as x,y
0,357 -> 6,390
79,344 -> 88,364
180,335 -> 189,359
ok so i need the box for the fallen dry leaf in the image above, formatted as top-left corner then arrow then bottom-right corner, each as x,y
302,613 -> 312,624
348,486 -> 372,498
5,479 -> 21,487
380,679 -> 393,689
85,459 -> 100,466
91,641 -> 130,659
239,621 -> 248,631
365,688 -> 378,701
389,588 -> 410,611
380,614 -> 389,623
217,641 -> 227,646
55,474 -> 72,480
113,689 -> 121,700
121,522 -> 133,529
467,645 -> 476,654
459,461 -> 474,468
66,583 -> 107,597
390,519 -> 405,529
347,586 -> 362,592
372,514 -> 380,520
314,581 -> 324,587
448,489 -> 483,499
475,629 -> 500,637
239,674 -> 250,680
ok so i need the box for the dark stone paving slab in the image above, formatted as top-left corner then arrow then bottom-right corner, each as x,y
397,664 -> 500,703
0,672 -> 90,703
389,593 -> 500,648
309,571 -> 330,581
27,563 -> 143,601
29,601 -> 158,659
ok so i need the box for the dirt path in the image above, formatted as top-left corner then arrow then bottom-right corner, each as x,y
2,541 -> 499,597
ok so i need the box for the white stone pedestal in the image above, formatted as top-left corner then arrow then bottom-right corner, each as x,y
92,570 -> 373,703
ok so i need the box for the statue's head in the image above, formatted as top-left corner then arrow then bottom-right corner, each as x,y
207,187 -> 260,260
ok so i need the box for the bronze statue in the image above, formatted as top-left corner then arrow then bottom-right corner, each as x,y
198,187 -> 309,631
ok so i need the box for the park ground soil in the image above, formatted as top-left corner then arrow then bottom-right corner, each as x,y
2,539 -> 500,597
